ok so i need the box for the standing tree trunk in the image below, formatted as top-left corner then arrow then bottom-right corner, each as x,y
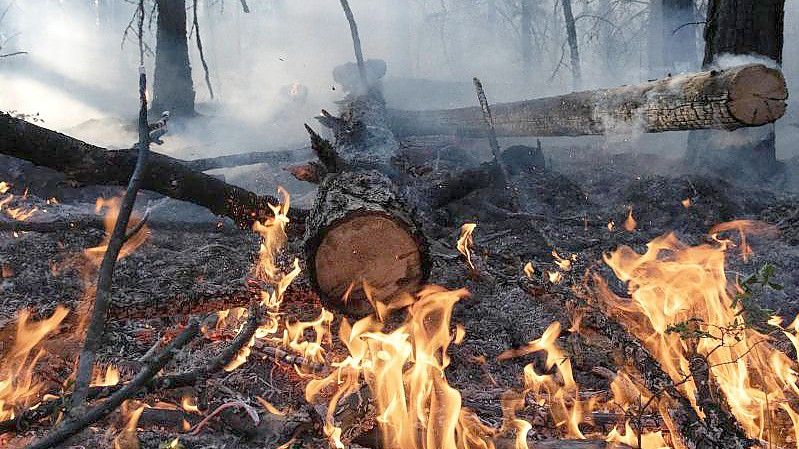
561,0 -> 582,90
152,0 -> 196,117
520,0 -> 533,79
684,0 -> 786,181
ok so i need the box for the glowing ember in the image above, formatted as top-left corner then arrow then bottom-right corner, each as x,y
0,181 -> 39,221
457,223 -> 477,270
681,198 -> 691,208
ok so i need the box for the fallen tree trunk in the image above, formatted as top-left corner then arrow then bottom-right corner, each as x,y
388,63 -> 787,137
0,113 -> 304,228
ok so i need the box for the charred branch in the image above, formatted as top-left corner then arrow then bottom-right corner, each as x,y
0,113 -> 306,228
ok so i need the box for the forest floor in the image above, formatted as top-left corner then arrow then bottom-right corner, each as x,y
1,133 -> 799,448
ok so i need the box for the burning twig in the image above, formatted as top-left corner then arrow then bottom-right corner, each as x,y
71,65 -> 153,410
1,307 -> 264,436
22,318 -> 202,449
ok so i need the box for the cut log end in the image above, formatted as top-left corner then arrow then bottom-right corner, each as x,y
305,170 -> 429,317
314,213 -> 424,312
727,64 -> 788,126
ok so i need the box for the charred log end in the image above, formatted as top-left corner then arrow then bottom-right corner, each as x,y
305,170 -> 429,317
727,64 -> 788,126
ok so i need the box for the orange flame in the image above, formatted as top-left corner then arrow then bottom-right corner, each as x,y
0,306 -> 69,421
594,226 -> 799,446
624,207 -> 637,232
457,223 -> 477,270
91,365 -> 120,387
305,286 -> 498,449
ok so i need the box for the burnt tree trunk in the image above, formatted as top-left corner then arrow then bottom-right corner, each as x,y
152,0 -> 196,117
304,65 -> 430,317
685,0 -> 786,181
561,0 -> 581,90
389,64 -> 787,138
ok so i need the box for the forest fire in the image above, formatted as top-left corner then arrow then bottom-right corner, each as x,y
0,0 -> 796,448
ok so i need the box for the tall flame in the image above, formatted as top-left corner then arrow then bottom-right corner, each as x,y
595,228 -> 799,446
305,286 -> 498,449
457,223 -> 477,270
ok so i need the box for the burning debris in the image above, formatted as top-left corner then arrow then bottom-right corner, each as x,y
0,2 -> 797,449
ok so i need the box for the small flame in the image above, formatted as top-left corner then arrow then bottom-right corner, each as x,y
457,223 -> 477,270
623,207 -> 637,232
0,306 -> 69,421
523,262 -> 535,279
607,220 -> 615,231
91,365 -> 120,387
548,271 -> 563,284
181,394 -> 200,413
681,198 -> 691,208
113,401 -> 145,449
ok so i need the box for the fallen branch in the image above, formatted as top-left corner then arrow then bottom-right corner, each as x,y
0,216 -> 242,234
23,317 -> 201,449
181,147 -> 311,171
2,308 -> 264,436
389,64 -> 787,137
0,113 -> 306,227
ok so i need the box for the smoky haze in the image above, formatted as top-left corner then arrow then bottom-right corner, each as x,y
0,0 -> 797,160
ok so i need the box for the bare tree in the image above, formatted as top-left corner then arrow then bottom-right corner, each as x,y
151,0 -> 196,117
561,0 -> 582,90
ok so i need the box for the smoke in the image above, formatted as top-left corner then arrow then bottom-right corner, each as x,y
0,0 -> 796,161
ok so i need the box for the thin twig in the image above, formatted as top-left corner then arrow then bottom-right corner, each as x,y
338,0 -> 368,90
71,59 -> 152,408
192,0 -> 214,99
23,318 -> 201,449
1,308 -> 263,435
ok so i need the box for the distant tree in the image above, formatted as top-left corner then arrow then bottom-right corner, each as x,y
684,0 -> 785,181
151,0 -> 195,117
648,0 -> 697,76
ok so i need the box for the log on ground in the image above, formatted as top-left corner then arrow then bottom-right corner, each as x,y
304,169 -> 429,316
388,63 -> 787,138
0,113 -> 304,228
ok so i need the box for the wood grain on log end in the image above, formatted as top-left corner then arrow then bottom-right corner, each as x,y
727,64 -> 788,126
305,170 -> 429,317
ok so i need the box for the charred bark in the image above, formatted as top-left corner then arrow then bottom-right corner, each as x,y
0,114 -> 302,228
304,170 -> 428,316
389,64 -> 787,138
303,62 -> 430,317
561,0 -> 582,90
152,0 -> 195,117
685,0 -> 786,181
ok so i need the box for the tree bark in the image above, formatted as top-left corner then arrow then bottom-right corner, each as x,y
685,0 -> 786,181
388,64 -> 787,138
561,0 -> 582,90
520,0 -> 533,78
152,0 -> 196,117
0,113 -> 300,228
305,63 -> 430,317
304,170 -> 429,316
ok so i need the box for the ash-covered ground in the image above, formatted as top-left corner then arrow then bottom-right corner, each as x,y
2,135 -> 799,448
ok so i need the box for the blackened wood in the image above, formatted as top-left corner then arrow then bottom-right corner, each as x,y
0,113 -> 303,228
388,64 -> 787,138
152,0 -> 195,117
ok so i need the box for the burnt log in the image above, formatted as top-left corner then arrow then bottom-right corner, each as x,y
388,63 -> 787,138
303,62 -> 430,316
0,113 -> 303,228
304,170 -> 428,316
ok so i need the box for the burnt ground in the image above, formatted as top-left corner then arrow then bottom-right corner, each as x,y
2,136 -> 799,448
